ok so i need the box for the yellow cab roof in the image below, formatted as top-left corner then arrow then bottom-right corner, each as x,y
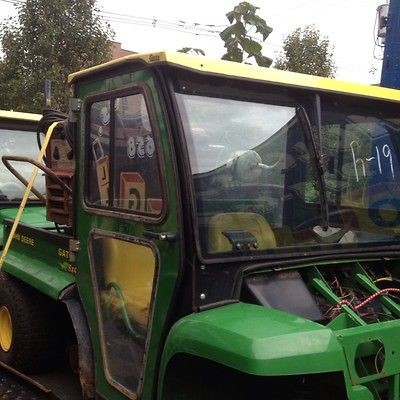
68,51 -> 400,103
0,109 -> 41,122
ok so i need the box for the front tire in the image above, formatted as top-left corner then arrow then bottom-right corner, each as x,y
0,271 -> 60,373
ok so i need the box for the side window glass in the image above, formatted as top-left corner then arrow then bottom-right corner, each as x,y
86,92 -> 163,217
90,234 -> 157,395
113,94 -> 162,215
88,100 -> 111,206
321,106 -> 400,209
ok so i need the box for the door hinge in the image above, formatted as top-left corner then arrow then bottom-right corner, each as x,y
69,239 -> 80,262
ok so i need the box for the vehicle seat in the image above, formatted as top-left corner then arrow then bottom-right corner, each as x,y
208,212 -> 277,253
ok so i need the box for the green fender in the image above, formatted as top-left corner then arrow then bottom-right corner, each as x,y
159,302 -> 347,392
2,249 -> 75,300
1,220 -> 75,300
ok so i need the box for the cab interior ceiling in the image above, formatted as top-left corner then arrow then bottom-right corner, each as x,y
240,258 -> 400,327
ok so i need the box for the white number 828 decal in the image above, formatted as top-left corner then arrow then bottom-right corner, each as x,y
127,135 -> 155,159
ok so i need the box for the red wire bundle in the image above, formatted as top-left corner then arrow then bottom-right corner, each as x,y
337,288 -> 400,310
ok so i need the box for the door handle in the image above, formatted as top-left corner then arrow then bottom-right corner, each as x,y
143,230 -> 177,242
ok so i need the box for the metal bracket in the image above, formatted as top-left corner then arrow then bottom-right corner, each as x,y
69,239 -> 80,262
69,98 -> 82,112
69,98 -> 82,123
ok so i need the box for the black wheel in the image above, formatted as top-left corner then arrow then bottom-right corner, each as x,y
0,271 -> 61,373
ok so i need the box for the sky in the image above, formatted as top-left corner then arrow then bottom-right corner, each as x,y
0,0 -> 388,84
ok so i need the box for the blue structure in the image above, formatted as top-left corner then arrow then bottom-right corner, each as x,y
381,0 -> 400,88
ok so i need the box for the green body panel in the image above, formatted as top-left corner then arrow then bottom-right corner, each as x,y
0,206 -> 51,246
336,321 -> 400,385
1,223 -> 75,299
160,302 -> 346,376
74,67 -> 181,400
159,302 -> 400,400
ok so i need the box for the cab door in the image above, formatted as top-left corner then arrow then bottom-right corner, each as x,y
75,69 -> 181,400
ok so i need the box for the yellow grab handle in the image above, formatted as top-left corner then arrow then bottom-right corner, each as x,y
0,121 -> 61,269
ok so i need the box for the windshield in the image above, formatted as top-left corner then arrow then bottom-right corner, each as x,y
0,128 -> 45,201
176,86 -> 400,259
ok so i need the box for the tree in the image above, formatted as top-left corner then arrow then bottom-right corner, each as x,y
274,25 -> 336,78
220,2 -> 272,67
0,0 -> 114,113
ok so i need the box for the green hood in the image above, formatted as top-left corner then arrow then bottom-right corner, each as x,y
161,302 -> 346,376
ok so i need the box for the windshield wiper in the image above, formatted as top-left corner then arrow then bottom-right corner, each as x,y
296,105 -> 329,231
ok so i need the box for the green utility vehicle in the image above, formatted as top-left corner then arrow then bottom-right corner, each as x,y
0,110 -> 50,244
1,52 -> 400,400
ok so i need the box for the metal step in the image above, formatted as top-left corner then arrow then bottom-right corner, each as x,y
0,362 -> 57,399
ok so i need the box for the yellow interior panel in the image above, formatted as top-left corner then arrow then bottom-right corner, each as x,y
101,237 -> 155,327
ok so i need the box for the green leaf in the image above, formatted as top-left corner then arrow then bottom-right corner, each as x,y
254,54 -> 273,67
226,10 -> 236,24
221,2 -> 272,69
221,52 -> 232,61
241,37 -> 262,55
222,47 -> 243,63
224,36 -> 239,48
220,24 -> 237,42
177,47 -> 205,56
233,21 -> 246,38
236,2 -> 259,15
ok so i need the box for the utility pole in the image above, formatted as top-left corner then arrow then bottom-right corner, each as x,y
381,0 -> 400,88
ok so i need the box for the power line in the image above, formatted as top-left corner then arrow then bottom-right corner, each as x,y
97,10 -> 228,39
98,11 -> 280,45
100,9 -> 225,31
99,12 -> 221,37
103,20 -> 218,38
0,0 -> 273,43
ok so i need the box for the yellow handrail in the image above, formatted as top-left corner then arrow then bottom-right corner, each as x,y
0,121 -> 61,269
